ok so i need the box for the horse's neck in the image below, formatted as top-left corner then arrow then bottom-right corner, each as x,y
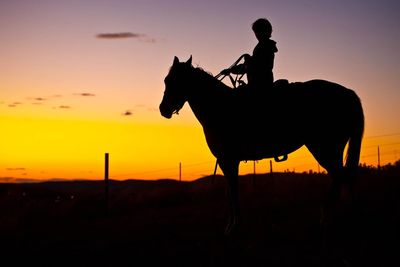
187,72 -> 226,127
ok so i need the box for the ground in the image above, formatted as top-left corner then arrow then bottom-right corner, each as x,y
0,167 -> 399,266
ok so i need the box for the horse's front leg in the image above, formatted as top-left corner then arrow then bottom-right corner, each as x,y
218,158 -> 240,235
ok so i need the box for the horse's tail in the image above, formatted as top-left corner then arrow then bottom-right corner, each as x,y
345,92 -> 364,172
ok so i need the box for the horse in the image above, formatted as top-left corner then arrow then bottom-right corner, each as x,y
160,56 -> 364,235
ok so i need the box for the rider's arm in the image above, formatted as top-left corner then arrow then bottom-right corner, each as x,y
230,54 -> 251,74
221,54 -> 251,75
230,63 -> 246,75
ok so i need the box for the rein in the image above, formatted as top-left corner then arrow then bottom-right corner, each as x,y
215,54 -> 246,89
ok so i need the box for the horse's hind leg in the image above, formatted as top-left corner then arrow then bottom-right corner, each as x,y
218,158 -> 240,235
306,142 -> 348,251
306,141 -> 347,209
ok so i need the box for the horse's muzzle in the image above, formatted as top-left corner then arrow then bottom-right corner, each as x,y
159,103 -> 172,119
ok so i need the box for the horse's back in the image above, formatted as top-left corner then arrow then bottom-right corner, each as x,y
281,79 -> 363,141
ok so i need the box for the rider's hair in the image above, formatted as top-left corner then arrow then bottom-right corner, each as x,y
252,18 -> 272,35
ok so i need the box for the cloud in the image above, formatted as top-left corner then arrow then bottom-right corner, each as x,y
97,32 -> 144,39
74,93 -> 95,97
96,32 -> 157,43
122,110 -> 133,116
0,177 -> 14,183
58,105 -> 71,109
0,177 -> 39,183
8,102 -> 22,107
6,168 -> 26,171
52,105 -> 71,110
25,97 -> 46,104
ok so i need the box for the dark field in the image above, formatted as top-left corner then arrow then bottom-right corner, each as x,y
0,166 -> 399,266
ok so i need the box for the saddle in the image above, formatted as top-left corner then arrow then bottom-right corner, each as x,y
234,78 -> 290,93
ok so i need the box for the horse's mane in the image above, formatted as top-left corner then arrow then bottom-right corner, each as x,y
194,66 -> 213,76
167,62 -> 232,95
191,66 -> 231,91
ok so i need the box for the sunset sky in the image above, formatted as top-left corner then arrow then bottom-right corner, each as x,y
1,0 -> 399,181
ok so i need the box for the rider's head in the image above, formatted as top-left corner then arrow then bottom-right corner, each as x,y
252,18 -> 272,40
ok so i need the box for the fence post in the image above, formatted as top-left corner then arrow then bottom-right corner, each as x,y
212,159 -> 218,184
269,160 -> 273,177
105,153 -> 109,214
378,146 -> 381,170
179,162 -> 182,182
253,161 -> 256,188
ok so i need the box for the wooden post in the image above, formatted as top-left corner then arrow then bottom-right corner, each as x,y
253,161 -> 256,188
105,153 -> 109,213
269,160 -> 273,177
212,159 -> 218,184
378,146 -> 381,170
179,162 -> 182,182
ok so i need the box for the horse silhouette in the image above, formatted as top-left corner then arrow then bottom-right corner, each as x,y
160,56 -> 364,235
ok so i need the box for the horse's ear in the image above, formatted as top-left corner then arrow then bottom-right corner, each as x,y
186,55 -> 192,66
173,56 -> 180,66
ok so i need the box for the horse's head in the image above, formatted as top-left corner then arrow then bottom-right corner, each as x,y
160,56 -> 193,119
